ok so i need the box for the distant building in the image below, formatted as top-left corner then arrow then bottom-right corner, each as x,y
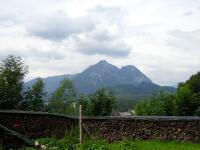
113,109 -> 136,116
118,112 -> 133,116
131,110 -> 135,115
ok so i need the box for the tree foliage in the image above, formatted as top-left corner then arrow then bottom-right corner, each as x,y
47,79 -> 77,114
0,55 -> 28,109
78,94 -> 90,116
135,72 -> 200,116
89,88 -> 116,116
135,92 -> 176,116
20,78 -> 46,111
175,72 -> 200,115
20,87 -> 33,110
31,78 -> 46,111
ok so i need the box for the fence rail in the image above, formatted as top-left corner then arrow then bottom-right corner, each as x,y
1,110 -> 200,120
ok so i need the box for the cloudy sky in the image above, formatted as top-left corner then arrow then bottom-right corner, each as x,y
0,0 -> 200,86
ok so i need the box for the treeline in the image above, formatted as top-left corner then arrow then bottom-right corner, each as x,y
135,72 -> 200,116
46,79 -> 115,116
1,55 -> 200,116
0,55 -> 116,116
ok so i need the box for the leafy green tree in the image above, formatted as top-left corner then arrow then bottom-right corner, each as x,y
186,72 -> 200,93
0,55 -> 28,109
173,72 -> 200,115
135,72 -> 200,116
78,94 -> 91,115
89,88 -> 116,116
115,99 -> 138,112
53,79 -> 77,101
175,85 -> 191,115
163,93 -> 176,116
20,78 -> 46,111
135,100 -> 149,115
29,78 -> 46,111
135,92 -> 176,116
20,87 -> 33,110
48,79 -> 77,114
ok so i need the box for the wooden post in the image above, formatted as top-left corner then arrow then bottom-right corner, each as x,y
79,105 -> 82,144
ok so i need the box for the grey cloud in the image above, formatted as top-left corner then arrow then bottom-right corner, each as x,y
0,48 -> 65,60
73,29 -> 131,57
0,13 -> 23,26
167,29 -> 200,53
183,11 -> 193,16
77,42 -> 131,57
91,29 -> 116,42
26,5 -> 125,41
89,5 -> 126,22
150,65 -> 198,86
26,11 -> 95,41
183,6 -> 200,16
26,49 -> 65,60
25,5 -> 131,57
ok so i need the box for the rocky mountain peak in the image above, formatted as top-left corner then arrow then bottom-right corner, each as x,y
97,60 -> 109,65
26,60 -> 175,96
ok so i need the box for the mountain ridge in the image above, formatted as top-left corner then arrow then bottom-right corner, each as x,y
25,60 -> 176,99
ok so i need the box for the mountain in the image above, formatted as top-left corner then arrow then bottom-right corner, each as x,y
25,74 -> 79,98
108,83 -> 176,100
25,60 -> 176,99
73,60 -> 153,94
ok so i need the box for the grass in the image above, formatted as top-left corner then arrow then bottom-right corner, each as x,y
3,128 -> 198,150
109,140 -> 200,150
21,138 -> 200,150
79,140 -> 200,150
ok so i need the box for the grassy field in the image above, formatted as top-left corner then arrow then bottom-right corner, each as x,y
21,138 -> 200,150
1,129 -> 200,150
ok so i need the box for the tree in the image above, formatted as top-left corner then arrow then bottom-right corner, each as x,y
163,93 -> 176,116
173,72 -> 200,116
0,55 -> 28,109
135,92 -> 176,116
20,87 -> 33,110
48,79 -> 77,114
29,78 -> 46,111
186,72 -> 200,93
78,94 -> 90,116
89,88 -> 116,116
20,78 -> 46,111
135,72 -> 200,116
134,100 -> 150,116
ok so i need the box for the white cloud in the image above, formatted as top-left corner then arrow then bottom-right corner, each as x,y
0,0 -> 200,85
168,29 -> 200,53
26,11 -> 95,41
72,27 -> 131,57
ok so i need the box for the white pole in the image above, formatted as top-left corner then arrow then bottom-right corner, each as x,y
79,105 -> 82,144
